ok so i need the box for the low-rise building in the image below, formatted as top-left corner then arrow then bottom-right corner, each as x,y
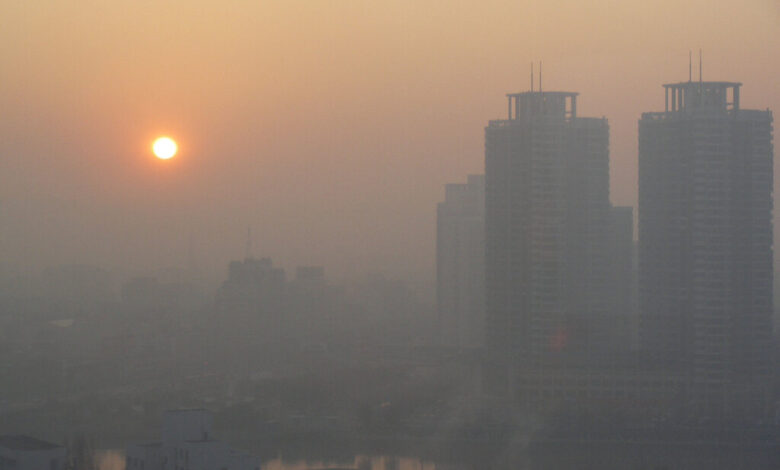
0,435 -> 66,470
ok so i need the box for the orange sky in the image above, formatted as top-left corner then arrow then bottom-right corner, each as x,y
1,1 -> 779,282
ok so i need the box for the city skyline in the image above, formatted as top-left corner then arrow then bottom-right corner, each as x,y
3,3 -> 780,468
0,69 -> 773,285
2,1 -> 780,282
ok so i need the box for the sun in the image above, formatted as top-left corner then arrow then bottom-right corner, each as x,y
152,136 -> 178,160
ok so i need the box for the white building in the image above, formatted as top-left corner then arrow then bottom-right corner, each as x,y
126,409 -> 260,470
0,435 -> 66,470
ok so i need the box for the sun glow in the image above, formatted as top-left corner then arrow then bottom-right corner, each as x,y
152,137 -> 178,160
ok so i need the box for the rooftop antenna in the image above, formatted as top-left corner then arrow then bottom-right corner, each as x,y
539,61 -> 542,93
245,226 -> 253,259
689,51 -> 692,82
530,62 -> 534,92
699,49 -> 702,83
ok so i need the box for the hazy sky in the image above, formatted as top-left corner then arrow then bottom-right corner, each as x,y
1,1 -> 779,283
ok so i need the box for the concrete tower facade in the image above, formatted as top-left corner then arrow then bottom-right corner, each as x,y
639,80 -> 774,415
437,174 -> 485,350
484,90 -> 611,394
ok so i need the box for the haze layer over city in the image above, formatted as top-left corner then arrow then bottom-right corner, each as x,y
1,1 -> 778,281
2,2 -> 780,470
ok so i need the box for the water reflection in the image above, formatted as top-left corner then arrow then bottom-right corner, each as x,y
94,450 -> 125,470
93,441 -> 780,470
95,451 -> 458,470
262,456 -> 445,470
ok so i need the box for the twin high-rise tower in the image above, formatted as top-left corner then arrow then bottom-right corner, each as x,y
473,77 -> 773,413
483,91 -> 614,391
639,81 -> 774,412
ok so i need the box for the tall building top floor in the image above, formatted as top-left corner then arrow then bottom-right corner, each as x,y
661,81 -> 742,114
443,174 -> 485,206
227,257 -> 285,284
503,91 -> 579,121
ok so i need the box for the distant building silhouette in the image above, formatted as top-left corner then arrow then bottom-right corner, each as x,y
639,80 -> 774,416
215,257 -> 286,376
286,266 -> 344,349
484,89 -> 612,395
217,257 -> 285,321
437,174 -> 485,349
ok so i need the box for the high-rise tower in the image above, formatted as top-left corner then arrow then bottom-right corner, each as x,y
437,174 -> 485,350
484,90 -> 611,394
639,80 -> 773,414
